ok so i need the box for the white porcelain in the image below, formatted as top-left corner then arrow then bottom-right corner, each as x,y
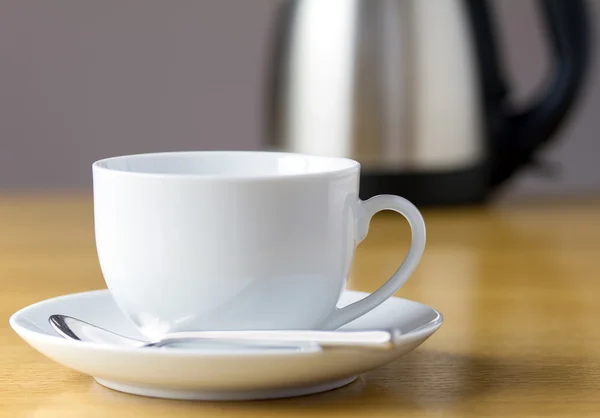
92,151 -> 426,337
9,289 -> 442,401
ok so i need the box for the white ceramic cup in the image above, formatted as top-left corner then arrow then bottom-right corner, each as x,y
92,151 -> 426,338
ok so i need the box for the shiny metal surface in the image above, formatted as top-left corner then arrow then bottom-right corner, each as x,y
48,314 -> 396,350
267,0 -> 483,172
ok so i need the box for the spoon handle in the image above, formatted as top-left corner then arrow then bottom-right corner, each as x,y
147,329 -> 395,349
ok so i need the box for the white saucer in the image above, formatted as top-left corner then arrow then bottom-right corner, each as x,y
10,289 -> 442,401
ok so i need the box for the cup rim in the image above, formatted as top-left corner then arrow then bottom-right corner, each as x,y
92,150 -> 360,181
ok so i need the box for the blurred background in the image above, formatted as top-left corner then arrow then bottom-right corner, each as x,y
0,0 -> 597,204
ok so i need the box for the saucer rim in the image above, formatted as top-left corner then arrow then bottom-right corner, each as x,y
9,289 -> 443,357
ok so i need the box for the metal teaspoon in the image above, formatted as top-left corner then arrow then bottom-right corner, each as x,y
49,314 -> 395,350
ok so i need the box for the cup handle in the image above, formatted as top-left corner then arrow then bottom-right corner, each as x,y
322,195 -> 426,330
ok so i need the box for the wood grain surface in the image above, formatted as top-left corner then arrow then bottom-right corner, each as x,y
1,194 -> 600,417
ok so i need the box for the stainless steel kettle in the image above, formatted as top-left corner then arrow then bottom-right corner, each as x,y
264,0 -> 591,205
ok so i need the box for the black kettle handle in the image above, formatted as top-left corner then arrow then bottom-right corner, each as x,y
466,0 -> 592,188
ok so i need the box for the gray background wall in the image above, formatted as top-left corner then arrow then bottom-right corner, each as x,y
0,0 -> 598,201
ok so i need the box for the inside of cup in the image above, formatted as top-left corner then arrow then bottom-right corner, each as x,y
94,151 -> 358,177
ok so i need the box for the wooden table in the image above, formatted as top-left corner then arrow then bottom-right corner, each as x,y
2,194 -> 600,417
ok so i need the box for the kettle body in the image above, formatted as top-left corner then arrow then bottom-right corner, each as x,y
265,0 -> 591,205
